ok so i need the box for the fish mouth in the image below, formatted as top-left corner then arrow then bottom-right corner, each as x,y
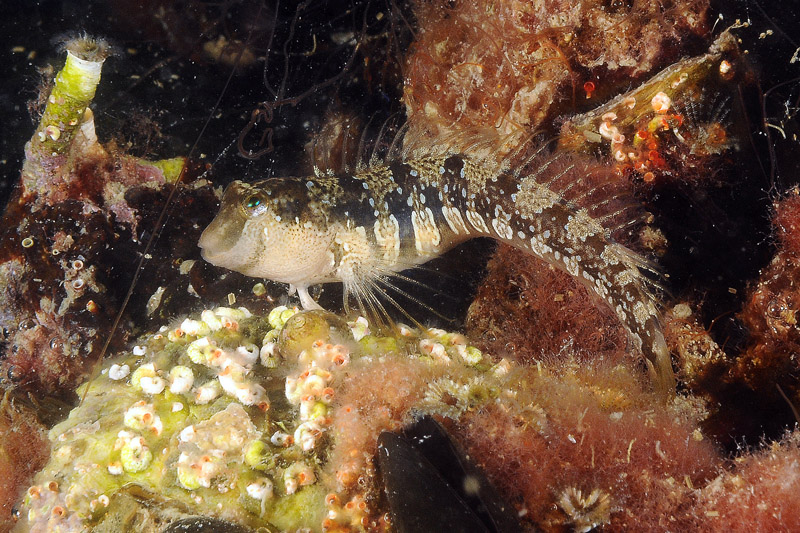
198,205 -> 247,266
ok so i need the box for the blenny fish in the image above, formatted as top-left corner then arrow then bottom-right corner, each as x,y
199,153 -> 675,395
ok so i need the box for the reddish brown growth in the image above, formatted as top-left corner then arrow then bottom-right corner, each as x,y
0,397 -> 49,531
679,192 -> 800,446
466,244 -> 629,367
449,360 -> 717,531
733,253 -> 800,397
730,193 -> 800,403
695,431 -> 800,532
327,356 -> 439,492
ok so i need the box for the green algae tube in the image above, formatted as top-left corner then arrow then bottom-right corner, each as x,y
32,36 -> 111,156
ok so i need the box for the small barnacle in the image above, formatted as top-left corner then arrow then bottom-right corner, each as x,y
108,363 -> 130,380
719,59 -> 734,80
120,436 -> 153,473
200,309 -> 223,331
598,121 -> 619,140
245,440 -> 272,467
123,401 -> 163,435
186,336 -> 219,365
235,343 -> 260,366
268,305 -> 298,329
557,487 -> 612,533
176,456 -> 204,490
260,341 -> 279,368
44,125 -> 61,141
169,365 -> 194,394
419,338 -> 449,361
131,363 -> 166,394
348,316 -> 370,341
180,318 -> 211,337
221,315 -> 239,330
294,421 -> 324,451
283,461 -> 316,495
247,478 -> 274,501
270,431 -> 293,447
130,363 -> 156,387
421,378 -> 469,419
299,399 -> 328,422
194,380 -> 222,404
622,96 -> 636,109
215,306 -> 252,321
218,366 -> 267,405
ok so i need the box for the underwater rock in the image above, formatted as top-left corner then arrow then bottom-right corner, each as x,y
13,299 -> 800,532
13,305 -> 502,532
403,0 -> 710,161
447,358 -> 717,532
0,302 -> 706,531
721,190 -> 800,438
25,303 -> 800,532
0,35 -> 285,396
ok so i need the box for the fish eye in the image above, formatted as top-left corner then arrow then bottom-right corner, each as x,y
243,194 -> 267,215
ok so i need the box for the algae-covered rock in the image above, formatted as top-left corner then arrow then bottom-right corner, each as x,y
13,304 -> 492,532
12,301 -> 725,532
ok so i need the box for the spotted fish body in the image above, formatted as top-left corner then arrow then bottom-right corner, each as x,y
199,154 -> 675,395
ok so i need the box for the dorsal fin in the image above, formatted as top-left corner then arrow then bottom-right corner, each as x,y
512,145 -> 652,245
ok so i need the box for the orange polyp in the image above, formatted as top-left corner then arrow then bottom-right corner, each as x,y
583,81 -> 596,98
